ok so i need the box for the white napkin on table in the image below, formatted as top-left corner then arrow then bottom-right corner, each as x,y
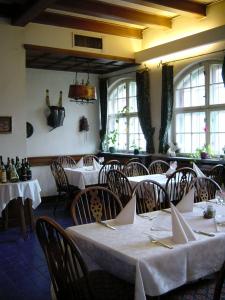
76,157 -> 84,168
115,195 -> 137,225
171,203 -> 197,244
165,161 -> 177,176
193,162 -> 206,177
176,188 -> 195,213
93,159 -> 101,170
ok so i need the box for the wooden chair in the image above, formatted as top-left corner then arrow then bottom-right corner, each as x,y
50,161 -> 78,213
98,160 -> 122,186
107,169 -> 133,207
165,167 -> 197,204
56,155 -> 76,168
71,186 -> 123,225
132,180 -> 169,214
125,157 -> 141,164
83,155 -> 99,166
193,177 -> 222,202
123,162 -> 149,177
208,164 -> 225,187
148,160 -> 170,174
36,216 -> 134,300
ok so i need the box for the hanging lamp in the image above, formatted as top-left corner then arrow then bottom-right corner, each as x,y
68,70 -> 96,103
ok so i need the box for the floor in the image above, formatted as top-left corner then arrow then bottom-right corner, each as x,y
0,202 -> 73,300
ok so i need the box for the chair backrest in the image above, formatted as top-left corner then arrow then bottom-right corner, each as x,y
208,164 -> 225,187
165,167 -> 197,204
125,157 -> 141,164
71,186 -> 123,225
83,155 -> 99,166
36,216 -> 92,300
193,177 -> 222,202
107,169 -> 133,206
98,160 -> 122,185
132,179 -> 169,214
50,161 -> 70,193
56,156 -> 76,168
148,160 -> 170,174
123,162 -> 149,177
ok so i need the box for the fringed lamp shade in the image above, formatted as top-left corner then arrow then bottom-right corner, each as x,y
68,83 -> 96,102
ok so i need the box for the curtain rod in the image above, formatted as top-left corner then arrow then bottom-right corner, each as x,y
159,47 -> 225,66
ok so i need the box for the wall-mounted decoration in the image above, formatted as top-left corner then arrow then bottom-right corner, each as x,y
0,116 -> 12,133
26,122 -> 34,138
45,90 -> 65,131
79,116 -> 89,132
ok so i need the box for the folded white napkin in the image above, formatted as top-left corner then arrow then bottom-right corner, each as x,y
171,203 -> 196,244
93,158 -> 101,170
115,195 -> 137,225
76,157 -> 84,168
193,162 -> 206,177
176,188 -> 195,213
165,161 -> 177,176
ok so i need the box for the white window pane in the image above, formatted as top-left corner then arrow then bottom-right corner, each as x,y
117,98 -> 126,112
192,112 -> 205,133
191,66 -> 204,87
183,89 -> 191,107
129,81 -> 136,97
118,133 -> 127,150
210,111 -> 225,133
118,83 -> 126,98
192,133 -> 205,152
129,117 -> 139,133
210,64 -> 223,84
129,96 -> 137,112
211,133 -> 225,154
176,134 -> 192,153
118,117 -> 127,134
209,83 -> 225,105
191,87 -> 205,106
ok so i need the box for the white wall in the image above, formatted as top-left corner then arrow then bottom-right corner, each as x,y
0,23 -> 26,160
26,68 -> 99,156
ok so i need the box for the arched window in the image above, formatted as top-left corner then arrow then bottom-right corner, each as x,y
107,79 -> 146,152
173,61 -> 225,155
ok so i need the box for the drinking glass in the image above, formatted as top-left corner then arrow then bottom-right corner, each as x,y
215,190 -> 224,205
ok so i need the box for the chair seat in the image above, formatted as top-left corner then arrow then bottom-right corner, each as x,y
88,270 -> 134,300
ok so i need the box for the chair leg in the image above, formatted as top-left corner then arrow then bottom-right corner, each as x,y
53,192 -> 61,215
3,205 -> 9,230
27,198 -> 35,231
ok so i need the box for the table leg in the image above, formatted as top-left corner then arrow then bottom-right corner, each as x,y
27,198 -> 35,231
18,198 -> 27,240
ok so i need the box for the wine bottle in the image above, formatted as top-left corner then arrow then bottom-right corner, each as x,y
15,156 -> 22,180
58,91 -> 63,107
1,162 -> 7,183
21,159 -> 27,181
10,159 -> 19,182
26,159 -> 32,180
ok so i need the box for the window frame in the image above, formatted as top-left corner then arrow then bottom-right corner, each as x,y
173,60 -> 225,154
107,78 -> 145,152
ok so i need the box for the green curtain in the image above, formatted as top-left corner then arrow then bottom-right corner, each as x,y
158,65 -> 174,154
99,78 -> 108,151
136,69 -> 155,153
222,54 -> 225,87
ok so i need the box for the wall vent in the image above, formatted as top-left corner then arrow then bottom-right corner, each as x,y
74,34 -> 103,49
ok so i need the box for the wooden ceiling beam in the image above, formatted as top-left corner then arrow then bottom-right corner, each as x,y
12,0 -> 57,26
33,12 -> 143,39
24,44 -> 137,64
121,0 -> 206,16
51,0 -> 171,28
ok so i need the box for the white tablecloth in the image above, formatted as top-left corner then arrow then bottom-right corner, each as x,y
65,167 -> 99,189
128,174 -> 168,189
0,179 -> 42,217
67,202 -> 225,299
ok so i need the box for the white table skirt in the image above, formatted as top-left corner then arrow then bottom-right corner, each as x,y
64,167 -> 99,189
128,174 -> 168,189
67,202 -> 225,299
0,179 -> 42,217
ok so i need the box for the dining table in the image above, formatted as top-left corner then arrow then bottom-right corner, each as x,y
128,173 -> 168,189
67,200 -> 225,300
64,166 -> 100,189
0,179 -> 41,238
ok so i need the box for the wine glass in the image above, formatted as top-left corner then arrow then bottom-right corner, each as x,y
215,190 -> 224,205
